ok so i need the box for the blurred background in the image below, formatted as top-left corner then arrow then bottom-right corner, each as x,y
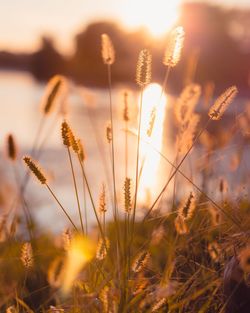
0,0 -> 250,232
1,0 -> 250,90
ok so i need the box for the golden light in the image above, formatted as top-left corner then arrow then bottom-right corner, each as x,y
61,235 -> 96,294
121,0 -> 181,37
138,83 -> 167,203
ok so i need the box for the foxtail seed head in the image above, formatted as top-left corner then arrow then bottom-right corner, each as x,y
61,121 -> 79,153
136,49 -> 152,87
177,113 -> 200,156
123,91 -> 129,122
101,34 -> 115,65
42,75 -> 65,115
99,184 -> 107,213
147,107 -> 156,137
69,130 -> 79,154
208,86 -> 238,120
96,237 -> 110,260
179,192 -> 196,220
7,134 -> 17,161
23,156 -> 47,184
132,251 -> 150,273
124,177 -> 132,213
106,122 -> 112,143
174,214 -> 189,235
175,84 -> 201,125
61,121 -> 79,154
163,26 -> 185,68
21,242 -> 33,268
77,139 -> 86,162
61,121 -> 71,147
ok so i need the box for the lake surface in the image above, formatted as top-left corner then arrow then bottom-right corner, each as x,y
0,70 -> 249,233
0,70 -> 176,232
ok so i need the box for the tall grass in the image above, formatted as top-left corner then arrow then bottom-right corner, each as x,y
0,27 -> 249,313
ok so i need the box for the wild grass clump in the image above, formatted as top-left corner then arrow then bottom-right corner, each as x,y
0,26 -> 249,313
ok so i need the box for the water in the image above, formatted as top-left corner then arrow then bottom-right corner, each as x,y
1,70 -> 249,233
0,70 -> 175,232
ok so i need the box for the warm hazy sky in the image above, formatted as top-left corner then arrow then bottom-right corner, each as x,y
0,0 -> 249,54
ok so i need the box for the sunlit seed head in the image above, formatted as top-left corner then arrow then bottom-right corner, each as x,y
208,206 -> 222,226
99,286 -> 109,313
123,91 -> 130,122
174,214 -> 189,235
98,183 -> 107,213
152,298 -> 167,312
124,177 -> 132,214
23,156 -> 47,184
21,242 -> 33,268
62,228 -> 73,251
61,121 -> 71,147
208,242 -> 221,262
179,192 -> 196,220
175,84 -> 201,125
69,130 -> 79,154
176,113 -> 200,156
136,49 -> 152,87
96,237 -> 110,260
163,26 -> 185,67
106,122 -> 112,143
132,251 -> 150,273
77,139 -> 86,162
101,33 -> 115,65
208,86 -> 238,120
42,75 -> 66,115
6,134 -> 17,161
147,107 -> 156,137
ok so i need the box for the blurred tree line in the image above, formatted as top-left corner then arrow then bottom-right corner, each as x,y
0,2 -> 250,95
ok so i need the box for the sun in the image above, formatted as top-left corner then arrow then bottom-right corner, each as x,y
120,0 -> 181,37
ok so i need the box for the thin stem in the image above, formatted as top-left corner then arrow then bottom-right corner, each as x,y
77,156 -> 106,242
107,64 -> 118,220
34,111 -> 61,159
12,164 -> 33,240
67,147 -> 84,234
125,120 -> 128,178
143,121 -> 243,229
159,66 -> 171,104
107,64 -> 122,271
13,112 -> 61,204
31,115 -> 46,157
45,183 -> 78,231
131,87 -> 144,237
82,163 -> 88,235
132,66 -> 171,208
144,118 -> 211,220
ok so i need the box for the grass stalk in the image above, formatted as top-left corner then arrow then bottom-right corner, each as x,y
45,183 -> 78,231
77,156 -> 106,243
144,118 -> 211,220
67,147 -> 84,234
131,86 -> 144,238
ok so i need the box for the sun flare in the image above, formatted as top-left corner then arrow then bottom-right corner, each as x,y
121,0 -> 181,37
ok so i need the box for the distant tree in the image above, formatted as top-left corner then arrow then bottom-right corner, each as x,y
30,37 -> 66,81
70,22 -> 150,86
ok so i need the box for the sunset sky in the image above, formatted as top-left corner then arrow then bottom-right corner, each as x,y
1,0 -> 249,54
